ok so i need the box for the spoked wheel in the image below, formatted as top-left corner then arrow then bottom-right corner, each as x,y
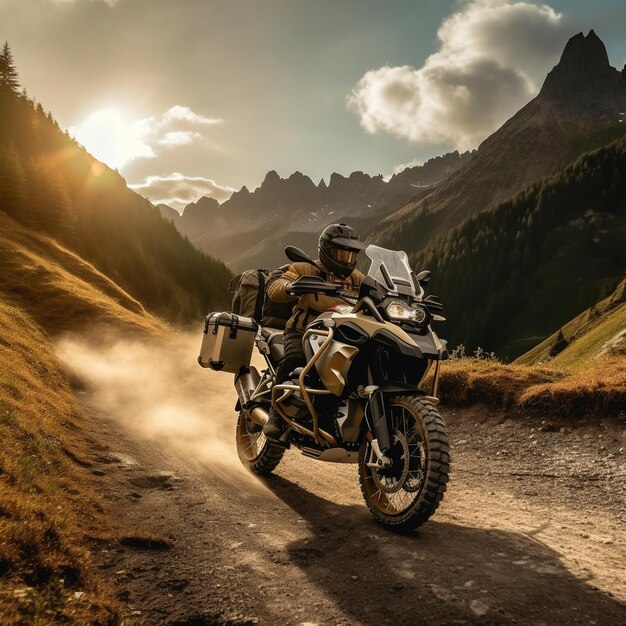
359,395 -> 450,530
235,411 -> 285,475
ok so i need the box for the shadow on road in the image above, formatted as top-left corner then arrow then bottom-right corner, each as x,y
262,474 -> 626,625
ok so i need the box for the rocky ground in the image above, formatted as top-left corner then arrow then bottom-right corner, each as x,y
70,365 -> 625,626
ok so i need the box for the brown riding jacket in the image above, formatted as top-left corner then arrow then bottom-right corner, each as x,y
266,261 -> 363,333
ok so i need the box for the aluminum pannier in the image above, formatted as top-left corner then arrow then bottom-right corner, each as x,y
198,312 -> 258,373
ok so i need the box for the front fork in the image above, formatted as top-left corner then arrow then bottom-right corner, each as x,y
365,389 -> 393,469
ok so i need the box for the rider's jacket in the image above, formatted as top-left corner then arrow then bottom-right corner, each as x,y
266,260 -> 363,333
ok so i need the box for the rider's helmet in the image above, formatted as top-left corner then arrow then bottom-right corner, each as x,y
318,223 -> 364,279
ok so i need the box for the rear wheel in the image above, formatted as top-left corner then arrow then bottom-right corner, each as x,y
359,395 -> 450,531
235,411 -> 285,475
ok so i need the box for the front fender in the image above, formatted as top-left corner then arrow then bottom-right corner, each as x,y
377,381 -> 426,395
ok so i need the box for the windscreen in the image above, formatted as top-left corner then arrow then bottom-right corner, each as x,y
365,244 -> 418,295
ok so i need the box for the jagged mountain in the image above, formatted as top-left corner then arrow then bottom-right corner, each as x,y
166,151 -> 472,270
374,30 -> 626,254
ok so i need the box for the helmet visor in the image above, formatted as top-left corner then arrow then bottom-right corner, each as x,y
331,248 -> 359,265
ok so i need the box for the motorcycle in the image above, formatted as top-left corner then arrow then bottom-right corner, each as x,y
200,244 -> 450,530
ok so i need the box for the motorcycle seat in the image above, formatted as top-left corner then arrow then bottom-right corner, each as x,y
260,327 -> 284,362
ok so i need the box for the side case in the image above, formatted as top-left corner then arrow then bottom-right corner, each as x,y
198,312 -> 258,373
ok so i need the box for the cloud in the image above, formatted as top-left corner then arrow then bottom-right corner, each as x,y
140,105 -> 221,149
52,0 -> 122,5
160,105 -> 221,127
70,105 -> 221,169
129,173 -> 236,212
348,0 -> 572,149
157,131 -> 203,147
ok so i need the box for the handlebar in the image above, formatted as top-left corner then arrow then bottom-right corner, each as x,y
287,275 -> 343,297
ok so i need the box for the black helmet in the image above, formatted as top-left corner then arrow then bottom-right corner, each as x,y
318,223 -> 364,278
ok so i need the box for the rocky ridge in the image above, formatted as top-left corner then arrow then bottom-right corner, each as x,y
160,151 -> 472,270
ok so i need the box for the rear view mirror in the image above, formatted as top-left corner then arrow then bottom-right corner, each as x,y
285,246 -> 318,266
415,270 -> 431,285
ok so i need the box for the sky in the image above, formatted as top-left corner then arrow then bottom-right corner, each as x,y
1,0 -> 626,211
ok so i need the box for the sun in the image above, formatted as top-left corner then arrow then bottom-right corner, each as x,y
70,107 -> 152,170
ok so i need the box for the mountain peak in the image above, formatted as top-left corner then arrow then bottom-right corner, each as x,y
541,30 -> 620,99
262,170 -> 281,185
559,30 -> 609,72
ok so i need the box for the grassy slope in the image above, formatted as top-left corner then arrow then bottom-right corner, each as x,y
514,278 -> 626,369
0,91 -> 232,325
0,211 -> 163,336
436,281 -> 626,415
0,212 -> 166,624
0,300 -> 121,624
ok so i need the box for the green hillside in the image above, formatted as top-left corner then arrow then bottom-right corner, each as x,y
413,134 -> 626,361
0,58 -> 231,324
514,278 -> 626,369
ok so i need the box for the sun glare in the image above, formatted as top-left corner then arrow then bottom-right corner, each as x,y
70,108 -> 153,170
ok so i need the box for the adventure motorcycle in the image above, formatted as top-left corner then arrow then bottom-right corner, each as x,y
199,244 -> 450,530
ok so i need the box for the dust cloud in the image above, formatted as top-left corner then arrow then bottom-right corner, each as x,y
55,330 -> 253,477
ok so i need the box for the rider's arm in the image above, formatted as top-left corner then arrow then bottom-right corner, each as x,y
266,264 -> 301,303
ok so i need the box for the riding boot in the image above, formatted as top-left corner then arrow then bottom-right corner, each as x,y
264,329 -> 305,440
263,406 -> 284,440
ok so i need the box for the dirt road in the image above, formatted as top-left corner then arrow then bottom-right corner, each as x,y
58,334 -> 626,625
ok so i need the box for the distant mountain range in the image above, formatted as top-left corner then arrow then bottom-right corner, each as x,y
164,31 -> 625,278
159,151 -> 473,270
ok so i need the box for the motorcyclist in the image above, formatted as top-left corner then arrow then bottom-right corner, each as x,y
262,223 -> 365,439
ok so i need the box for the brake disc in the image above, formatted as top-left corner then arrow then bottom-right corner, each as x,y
371,431 -> 411,494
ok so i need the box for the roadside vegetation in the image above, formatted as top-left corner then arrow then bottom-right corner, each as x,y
439,349 -> 625,418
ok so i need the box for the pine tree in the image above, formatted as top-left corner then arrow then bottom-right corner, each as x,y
26,156 -> 75,239
549,329 -> 569,357
0,146 -> 26,219
0,42 -> 20,94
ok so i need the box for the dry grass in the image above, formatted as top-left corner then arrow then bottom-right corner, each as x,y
0,212 -> 170,623
438,359 -> 564,409
438,356 -> 626,418
518,357 -> 626,417
0,299 -> 121,625
0,211 -> 163,337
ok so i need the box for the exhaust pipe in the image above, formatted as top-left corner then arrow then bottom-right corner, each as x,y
235,366 -> 260,406
235,367 -> 268,426
249,407 -> 269,427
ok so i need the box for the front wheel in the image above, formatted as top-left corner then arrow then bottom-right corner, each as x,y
359,395 -> 450,531
236,411 -> 285,475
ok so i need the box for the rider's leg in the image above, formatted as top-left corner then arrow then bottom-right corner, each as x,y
263,330 -> 305,439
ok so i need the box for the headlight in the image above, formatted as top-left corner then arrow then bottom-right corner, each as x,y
385,300 -> 427,324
